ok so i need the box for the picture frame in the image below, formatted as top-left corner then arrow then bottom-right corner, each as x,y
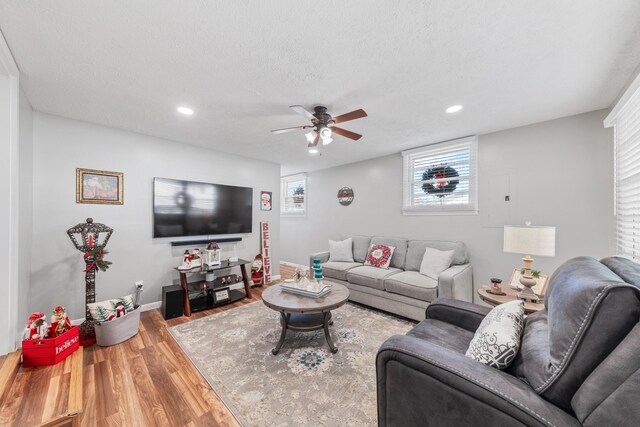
508,268 -> 549,296
213,287 -> 231,304
260,191 -> 272,211
76,168 -> 124,205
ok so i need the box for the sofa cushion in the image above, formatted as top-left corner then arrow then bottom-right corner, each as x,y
600,256 -> 640,289
342,235 -> 372,263
405,240 -> 468,271
384,271 -> 438,302
465,300 -> 525,370
419,247 -> 454,279
364,244 -> 396,269
371,236 -> 408,269
347,265 -> 402,291
509,256 -> 640,411
406,319 -> 475,353
328,238 -> 354,262
322,261 -> 362,281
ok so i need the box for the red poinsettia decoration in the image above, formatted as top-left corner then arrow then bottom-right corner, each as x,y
83,246 -> 112,273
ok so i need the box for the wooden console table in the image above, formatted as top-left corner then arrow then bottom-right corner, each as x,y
176,259 -> 253,316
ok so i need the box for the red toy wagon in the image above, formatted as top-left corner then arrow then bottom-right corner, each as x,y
22,325 -> 80,367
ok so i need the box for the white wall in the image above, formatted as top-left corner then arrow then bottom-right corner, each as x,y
31,113 -> 280,320
17,87 -> 33,341
281,110 -> 614,302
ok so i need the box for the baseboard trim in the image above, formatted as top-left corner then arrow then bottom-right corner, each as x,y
140,301 -> 162,311
280,261 -> 310,271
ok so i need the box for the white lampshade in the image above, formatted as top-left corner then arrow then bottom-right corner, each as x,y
503,225 -> 556,257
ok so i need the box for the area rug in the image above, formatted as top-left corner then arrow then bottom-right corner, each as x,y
168,301 -> 414,426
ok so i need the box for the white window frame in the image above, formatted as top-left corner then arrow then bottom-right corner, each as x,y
605,71 -> 640,259
280,173 -> 307,216
402,136 -> 478,215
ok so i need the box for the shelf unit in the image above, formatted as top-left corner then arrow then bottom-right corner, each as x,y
175,259 -> 253,316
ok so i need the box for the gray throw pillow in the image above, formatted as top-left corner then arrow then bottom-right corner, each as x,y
465,300 -> 524,369
328,238 -> 354,262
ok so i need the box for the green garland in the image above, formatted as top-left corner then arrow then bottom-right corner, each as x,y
83,246 -> 112,273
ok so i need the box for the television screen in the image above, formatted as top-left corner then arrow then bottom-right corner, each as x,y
153,177 -> 253,238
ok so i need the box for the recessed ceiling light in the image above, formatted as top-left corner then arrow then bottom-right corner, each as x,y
308,147 -> 319,154
446,105 -> 463,114
177,106 -> 194,115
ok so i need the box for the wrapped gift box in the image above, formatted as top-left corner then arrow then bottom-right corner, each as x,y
22,325 -> 80,367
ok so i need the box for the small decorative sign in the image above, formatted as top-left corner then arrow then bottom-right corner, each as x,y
213,288 -> 231,304
337,186 -> 354,206
260,191 -> 272,211
261,221 -> 272,285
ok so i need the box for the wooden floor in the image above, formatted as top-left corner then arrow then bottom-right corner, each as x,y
0,264 -> 298,427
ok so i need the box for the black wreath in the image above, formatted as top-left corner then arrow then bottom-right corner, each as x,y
422,165 -> 459,198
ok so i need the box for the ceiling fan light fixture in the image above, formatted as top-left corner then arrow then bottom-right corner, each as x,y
320,127 -> 332,139
322,137 -> 333,145
305,131 -> 317,143
308,147 -> 319,154
446,105 -> 463,114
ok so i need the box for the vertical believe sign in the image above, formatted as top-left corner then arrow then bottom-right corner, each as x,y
261,221 -> 271,284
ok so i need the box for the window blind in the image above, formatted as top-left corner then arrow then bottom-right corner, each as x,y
281,174 -> 306,215
607,83 -> 640,259
402,136 -> 478,214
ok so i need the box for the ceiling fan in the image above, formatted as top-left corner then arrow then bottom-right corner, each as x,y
271,105 -> 367,152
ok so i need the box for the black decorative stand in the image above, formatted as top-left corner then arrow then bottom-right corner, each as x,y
66,218 -> 113,346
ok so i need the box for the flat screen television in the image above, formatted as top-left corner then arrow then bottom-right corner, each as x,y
153,177 -> 253,238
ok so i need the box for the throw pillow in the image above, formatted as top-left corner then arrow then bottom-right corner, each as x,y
419,247 -> 455,279
328,238 -> 354,262
465,300 -> 525,369
88,294 -> 135,323
364,244 -> 396,269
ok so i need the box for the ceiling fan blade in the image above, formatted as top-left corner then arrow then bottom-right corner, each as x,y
331,126 -> 362,141
290,105 -> 317,122
333,109 -> 367,124
270,125 -> 311,134
308,133 -> 320,147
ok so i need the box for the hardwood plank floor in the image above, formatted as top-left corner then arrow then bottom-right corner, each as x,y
0,265 -> 297,426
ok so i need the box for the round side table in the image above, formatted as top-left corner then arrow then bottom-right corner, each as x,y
477,286 -> 545,314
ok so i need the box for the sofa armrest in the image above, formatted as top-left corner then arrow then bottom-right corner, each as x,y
425,298 -> 491,332
438,263 -> 473,302
309,251 -> 330,272
377,335 -> 581,427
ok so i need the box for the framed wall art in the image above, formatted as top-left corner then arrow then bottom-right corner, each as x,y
508,269 -> 548,296
260,191 -> 272,211
76,168 -> 124,205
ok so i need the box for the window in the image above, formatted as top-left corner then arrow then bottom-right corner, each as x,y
402,136 -> 478,215
281,173 -> 306,216
605,76 -> 640,259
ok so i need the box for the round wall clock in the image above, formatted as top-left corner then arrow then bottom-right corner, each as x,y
337,186 -> 354,206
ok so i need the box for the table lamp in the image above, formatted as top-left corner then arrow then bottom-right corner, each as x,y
503,223 -> 556,301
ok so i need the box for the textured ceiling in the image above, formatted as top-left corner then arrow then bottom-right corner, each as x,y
2,1 -> 640,175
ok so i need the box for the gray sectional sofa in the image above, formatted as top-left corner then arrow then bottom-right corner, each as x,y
310,235 -> 473,321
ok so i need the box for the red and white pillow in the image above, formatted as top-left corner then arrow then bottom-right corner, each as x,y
364,244 -> 396,269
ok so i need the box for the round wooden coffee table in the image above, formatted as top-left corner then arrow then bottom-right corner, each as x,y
261,282 -> 350,355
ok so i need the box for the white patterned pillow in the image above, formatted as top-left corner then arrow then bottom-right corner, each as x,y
465,300 -> 524,369
328,238 -> 354,262
87,294 -> 135,323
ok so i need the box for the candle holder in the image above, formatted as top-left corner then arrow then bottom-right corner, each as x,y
486,278 -> 506,296
67,218 -> 113,346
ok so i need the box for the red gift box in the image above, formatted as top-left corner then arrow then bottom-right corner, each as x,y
22,325 -> 80,367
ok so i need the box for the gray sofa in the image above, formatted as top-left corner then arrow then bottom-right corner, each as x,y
310,235 -> 473,321
377,256 -> 640,426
